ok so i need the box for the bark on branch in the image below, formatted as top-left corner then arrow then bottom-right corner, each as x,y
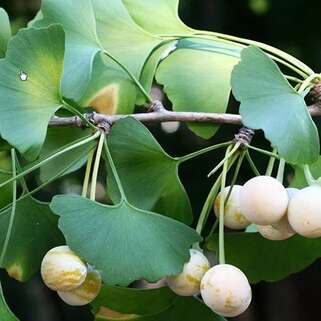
48,102 -> 321,129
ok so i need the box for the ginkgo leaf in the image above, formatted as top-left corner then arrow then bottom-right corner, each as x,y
38,128 -> 96,182
92,285 -> 175,316
0,197 -> 64,282
107,118 -> 193,224
50,195 -> 200,286
123,0 -> 193,35
0,24 -> 65,160
156,45 -> 238,139
79,53 -> 137,115
0,8 -> 11,57
34,0 -> 161,103
208,232 -> 321,283
231,45 -> 320,164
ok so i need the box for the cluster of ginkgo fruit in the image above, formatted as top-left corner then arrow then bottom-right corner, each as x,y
41,246 -> 102,306
40,174 -> 320,317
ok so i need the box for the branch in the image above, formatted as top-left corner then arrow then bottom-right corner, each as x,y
49,103 -> 321,128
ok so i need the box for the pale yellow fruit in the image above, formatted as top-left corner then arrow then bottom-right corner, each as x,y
166,249 -> 210,296
58,269 -> 102,306
257,188 -> 298,240
41,246 -> 87,291
201,264 -> 252,317
214,185 -> 250,230
288,185 -> 321,238
239,176 -> 288,225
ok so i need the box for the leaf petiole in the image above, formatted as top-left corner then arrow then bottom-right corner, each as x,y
177,141 -> 232,164
90,133 -> 105,201
265,147 -> 277,176
207,142 -> 240,178
82,150 -> 95,197
245,150 -> 260,176
0,149 -> 17,265
103,138 -> 127,202
0,131 -> 100,190
276,159 -> 286,183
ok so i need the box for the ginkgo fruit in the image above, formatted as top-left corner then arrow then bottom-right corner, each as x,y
288,185 -> 321,238
57,269 -> 102,306
214,185 -> 250,230
41,246 -> 87,291
200,264 -> 252,317
166,249 -> 210,296
239,176 -> 288,225
257,188 -> 298,240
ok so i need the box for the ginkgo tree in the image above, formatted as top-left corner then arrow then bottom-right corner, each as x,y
1,0 -> 321,320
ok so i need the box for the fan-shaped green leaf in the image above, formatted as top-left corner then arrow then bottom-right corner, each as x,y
207,232 -> 321,283
35,0 -> 161,103
50,195 -> 200,286
231,46 -> 319,164
0,197 -> 64,282
123,0 -> 193,35
92,285 -> 175,316
107,118 -> 193,224
0,25 -> 65,160
0,8 -> 11,57
156,47 -> 238,139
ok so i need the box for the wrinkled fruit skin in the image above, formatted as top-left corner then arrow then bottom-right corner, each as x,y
41,245 -> 87,291
288,185 -> 321,238
214,185 -> 250,230
166,249 -> 210,296
240,176 -> 288,225
58,269 -> 102,306
201,264 -> 252,317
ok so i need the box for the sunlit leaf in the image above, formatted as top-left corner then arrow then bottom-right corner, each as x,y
80,54 -> 137,115
50,195 -> 200,286
0,197 -> 64,282
156,44 -> 238,139
107,118 -> 193,224
35,0 -> 161,103
231,46 -> 319,164
0,8 -> 11,57
207,232 -> 321,283
0,25 -> 65,160
123,0 -> 193,35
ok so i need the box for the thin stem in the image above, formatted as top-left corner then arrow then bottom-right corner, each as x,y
195,31 -> 314,77
265,148 -> 277,176
103,51 -> 153,103
0,149 -> 17,265
285,75 -> 303,84
207,143 -> 240,178
90,133 -> 105,201
205,219 -> 219,244
177,141 -> 232,164
0,151 -> 90,215
14,154 -> 29,193
195,152 -> 240,236
303,165 -> 317,186
276,159 -> 286,183
103,138 -> 127,202
247,145 -> 280,160
0,131 -> 100,190
219,147 -> 230,265
82,150 -> 95,197
62,102 -> 97,130
297,74 -> 321,95
225,151 -> 246,203
245,150 -> 260,176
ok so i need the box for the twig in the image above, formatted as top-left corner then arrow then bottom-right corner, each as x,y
48,103 -> 321,128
